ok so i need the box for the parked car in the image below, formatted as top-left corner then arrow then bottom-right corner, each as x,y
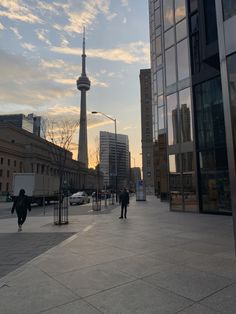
69,191 -> 90,205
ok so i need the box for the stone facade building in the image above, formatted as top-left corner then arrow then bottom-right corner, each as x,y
0,123 -> 102,196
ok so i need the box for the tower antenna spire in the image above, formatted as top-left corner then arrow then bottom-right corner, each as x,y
83,26 -> 85,55
76,26 -> 91,167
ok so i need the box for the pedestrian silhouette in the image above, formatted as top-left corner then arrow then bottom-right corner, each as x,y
119,188 -> 129,219
11,189 -> 31,232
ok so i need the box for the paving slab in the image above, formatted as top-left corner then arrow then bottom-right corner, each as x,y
0,266 -> 78,314
0,196 -> 235,314
40,299 -> 102,314
85,279 -> 192,314
0,232 -> 75,278
142,264 -> 234,301
200,283 -> 236,314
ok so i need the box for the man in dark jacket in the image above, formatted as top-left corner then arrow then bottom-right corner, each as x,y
11,189 -> 31,232
119,188 -> 129,219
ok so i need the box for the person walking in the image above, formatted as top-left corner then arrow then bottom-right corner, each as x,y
119,188 -> 129,219
11,189 -> 31,232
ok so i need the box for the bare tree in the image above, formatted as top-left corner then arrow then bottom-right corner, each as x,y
42,118 -> 79,223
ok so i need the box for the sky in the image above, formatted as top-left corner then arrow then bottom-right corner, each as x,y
0,0 -> 150,168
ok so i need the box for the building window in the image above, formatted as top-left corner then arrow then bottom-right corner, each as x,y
179,87 -> 193,142
156,36 -> 162,56
167,93 -> 178,145
157,70 -> 163,95
14,160 -> 16,167
203,1 -> 217,44
222,0 -> 236,20
176,19 -> 187,42
8,159 -> 10,166
0,158 -> 3,164
165,46 -> 176,86
164,27 -> 174,49
154,7 -> 161,26
175,0 -> 186,23
7,170 -> 10,178
177,39 -> 190,81
194,76 -> 231,212
227,53 -> 236,170
158,106 -> 165,130
157,55 -> 162,67
0,182 -> 1,191
163,0 -> 174,30
0,169 -> 2,177
189,0 -> 198,13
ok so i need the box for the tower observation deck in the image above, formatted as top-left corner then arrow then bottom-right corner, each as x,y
77,28 -> 90,167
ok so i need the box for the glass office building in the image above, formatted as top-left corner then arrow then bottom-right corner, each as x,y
149,0 -> 236,219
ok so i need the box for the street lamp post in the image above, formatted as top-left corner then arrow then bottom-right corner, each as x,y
92,111 -> 118,202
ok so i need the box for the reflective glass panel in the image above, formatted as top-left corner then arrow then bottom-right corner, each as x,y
204,1 -> 217,44
177,39 -> 190,81
190,0 -> 198,12
176,19 -> 187,42
175,0 -> 186,23
156,36 -> 162,56
154,0 -> 160,9
227,53 -> 236,170
169,154 -> 182,210
163,0 -> 174,30
153,73 -> 157,94
157,70 -> 163,95
190,13 -> 199,34
158,94 -> 164,107
165,27 -> 175,49
179,87 -> 193,142
165,46 -> 176,86
222,0 -> 236,20
194,76 -> 231,213
154,8 -> 161,27
157,55 -> 162,67
167,93 -> 178,145
158,106 -> 165,130
169,154 -> 181,172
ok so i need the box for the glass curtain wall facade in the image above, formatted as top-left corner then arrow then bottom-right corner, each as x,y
149,0 -> 232,214
215,0 -> 236,241
149,0 -> 197,211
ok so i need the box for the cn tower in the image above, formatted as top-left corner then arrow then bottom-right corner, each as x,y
77,28 -> 90,167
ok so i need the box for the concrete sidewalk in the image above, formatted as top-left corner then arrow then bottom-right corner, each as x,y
0,196 -> 236,314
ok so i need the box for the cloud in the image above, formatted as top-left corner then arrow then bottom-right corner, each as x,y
121,0 -> 129,6
36,29 -> 52,46
36,1 -> 60,15
0,0 -> 42,24
52,0 -> 116,35
51,41 -> 150,64
0,22 -> 5,30
39,105 -> 112,129
0,49 -> 74,106
10,27 -> 22,39
21,42 -> 36,51
41,58 -> 66,69
123,125 -> 136,131
40,58 -> 108,88
60,35 -> 69,47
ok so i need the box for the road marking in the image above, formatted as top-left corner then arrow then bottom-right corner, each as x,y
83,223 -> 96,232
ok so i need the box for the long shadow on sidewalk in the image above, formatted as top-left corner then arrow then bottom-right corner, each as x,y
0,232 -> 75,279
